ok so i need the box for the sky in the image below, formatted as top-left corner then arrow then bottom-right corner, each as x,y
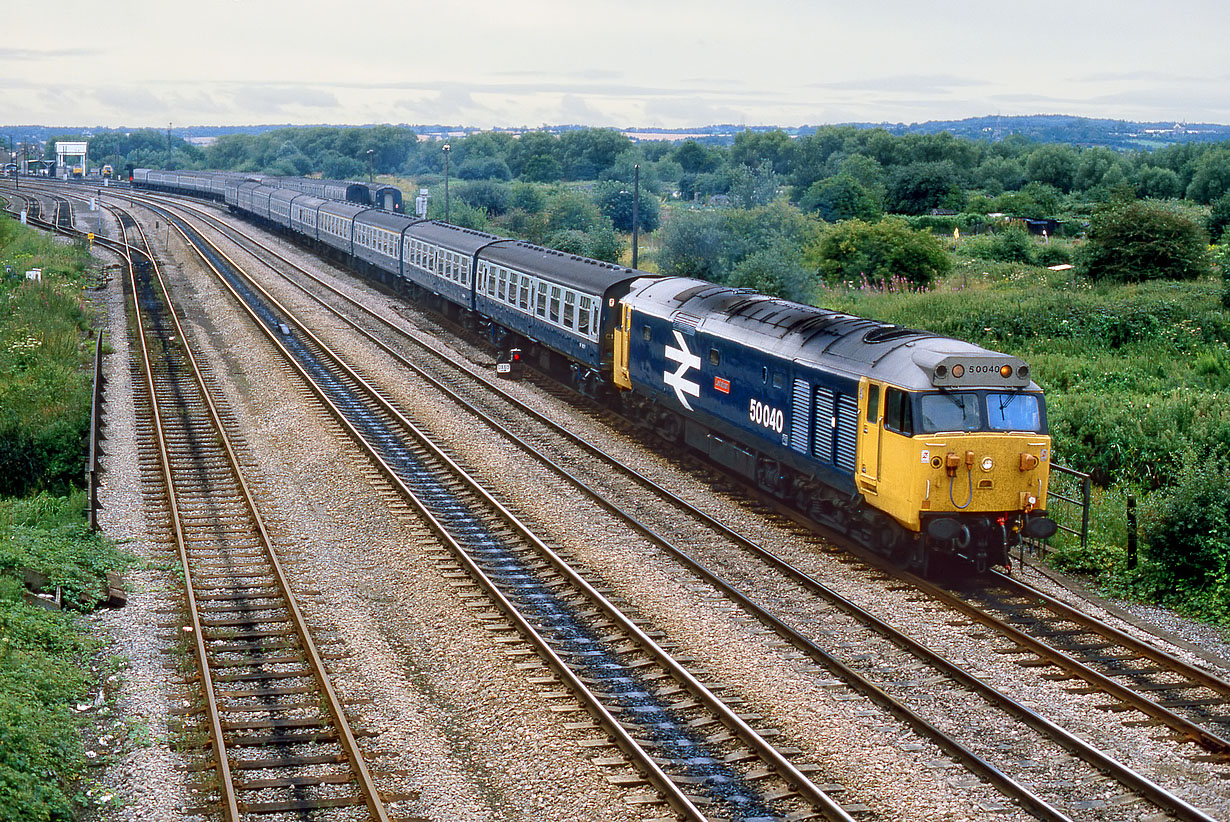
2,0 -> 1228,130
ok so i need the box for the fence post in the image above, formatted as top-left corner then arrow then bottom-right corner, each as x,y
1126,495 -> 1137,570
1079,474 -> 1091,551
87,331 -> 103,531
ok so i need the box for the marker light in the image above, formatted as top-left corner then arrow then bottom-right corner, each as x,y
934,365 -> 947,378
981,456 -> 994,471
951,364 -> 965,378
1000,364 -> 1013,378
1018,365 -> 1030,379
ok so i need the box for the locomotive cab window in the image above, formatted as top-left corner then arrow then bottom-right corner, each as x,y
920,392 -> 982,433
987,392 -> 1042,432
884,388 -> 914,435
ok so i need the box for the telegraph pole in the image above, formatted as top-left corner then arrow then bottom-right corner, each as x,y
631,164 -> 639,269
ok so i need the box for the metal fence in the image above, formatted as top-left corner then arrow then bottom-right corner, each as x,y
1023,461 -> 1091,560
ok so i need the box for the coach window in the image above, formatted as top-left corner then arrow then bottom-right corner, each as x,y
550,286 -> 562,323
520,277 -> 530,310
563,291 -> 576,329
536,285 -> 548,317
884,388 -> 914,435
578,296 -> 592,336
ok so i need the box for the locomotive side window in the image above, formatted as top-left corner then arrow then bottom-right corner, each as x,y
920,393 -> 982,433
866,384 -> 880,423
987,393 -> 1042,432
709,348 -> 720,366
642,325 -> 651,341
772,372 -> 784,389
884,388 -> 914,435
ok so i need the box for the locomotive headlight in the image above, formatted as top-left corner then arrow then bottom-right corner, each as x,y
951,364 -> 965,378
981,456 -> 994,471
1000,364 -> 1013,378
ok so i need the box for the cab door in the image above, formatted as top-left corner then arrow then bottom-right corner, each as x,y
858,378 -> 882,492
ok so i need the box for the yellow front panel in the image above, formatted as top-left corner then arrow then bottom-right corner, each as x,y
870,430 -> 1051,531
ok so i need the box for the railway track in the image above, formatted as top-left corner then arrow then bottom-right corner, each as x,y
122,191 -> 1227,820
108,203 -> 399,822
128,193 -> 874,821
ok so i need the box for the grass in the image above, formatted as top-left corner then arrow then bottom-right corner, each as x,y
0,216 -> 135,822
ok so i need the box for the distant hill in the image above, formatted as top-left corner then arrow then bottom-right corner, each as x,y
8,114 -> 1229,152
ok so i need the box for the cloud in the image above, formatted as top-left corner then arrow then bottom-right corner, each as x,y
0,47 -> 101,60
229,85 -> 340,113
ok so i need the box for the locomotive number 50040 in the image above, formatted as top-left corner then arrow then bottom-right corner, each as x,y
749,399 -> 785,434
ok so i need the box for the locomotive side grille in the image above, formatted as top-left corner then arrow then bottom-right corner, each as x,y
812,387 -> 835,464
835,393 -> 859,473
791,379 -> 811,454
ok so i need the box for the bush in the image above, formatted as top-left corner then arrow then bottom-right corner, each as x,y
1034,242 -> 1072,267
1078,198 -> 1212,283
811,217 -> 950,289
963,226 -> 1035,264
1139,456 -> 1230,621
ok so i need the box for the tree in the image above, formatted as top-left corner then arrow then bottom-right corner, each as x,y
455,180 -> 510,216
656,209 -> 727,280
885,161 -> 963,215
1185,148 -> 1230,204
728,236 -> 813,302
1025,144 -> 1078,192
509,183 -> 547,214
546,190 -> 603,232
1207,192 -> 1230,243
457,156 -> 511,180
974,157 -> 1027,194
728,160 -> 779,209
799,174 -> 881,222
1079,198 -> 1212,283
673,140 -> 722,174
1133,165 -> 1183,200
593,180 -> 661,232
811,218 -> 950,289
730,129 -> 795,175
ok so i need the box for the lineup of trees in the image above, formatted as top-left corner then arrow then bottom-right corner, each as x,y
56,122 -> 1230,301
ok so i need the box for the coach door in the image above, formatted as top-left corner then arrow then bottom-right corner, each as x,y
858,377 -> 882,492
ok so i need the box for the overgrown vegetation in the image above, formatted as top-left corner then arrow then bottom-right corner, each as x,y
0,219 -> 132,821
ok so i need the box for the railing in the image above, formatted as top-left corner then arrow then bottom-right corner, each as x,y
87,330 -> 103,531
1023,461 -> 1091,560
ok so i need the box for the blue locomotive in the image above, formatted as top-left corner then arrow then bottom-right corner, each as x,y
132,169 -> 1056,571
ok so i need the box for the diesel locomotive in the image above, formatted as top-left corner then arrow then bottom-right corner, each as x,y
132,168 -> 1057,572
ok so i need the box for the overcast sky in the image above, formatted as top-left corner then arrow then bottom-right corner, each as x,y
3,0 -> 1228,130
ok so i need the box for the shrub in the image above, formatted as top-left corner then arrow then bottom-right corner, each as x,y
812,217 -> 950,289
1033,242 -> 1073,267
1139,456 -> 1230,621
963,226 -> 1035,264
1078,198 -> 1212,283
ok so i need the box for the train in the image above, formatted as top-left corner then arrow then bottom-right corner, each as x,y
131,168 -> 403,213
131,168 -> 1057,573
